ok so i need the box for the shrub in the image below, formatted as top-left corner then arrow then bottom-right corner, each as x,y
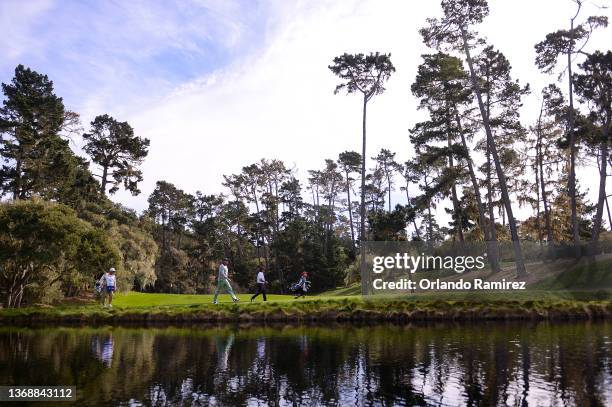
0,199 -> 120,307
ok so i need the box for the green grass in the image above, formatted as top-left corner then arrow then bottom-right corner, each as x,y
92,288 -> 612,310
111,292 -> 297,308
532,263 -> 612,290
1,257 -> 611,324
1,290 -> 610,324
318,284 -> 361,297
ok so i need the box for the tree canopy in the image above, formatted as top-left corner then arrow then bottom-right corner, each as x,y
83,114 -> 150,195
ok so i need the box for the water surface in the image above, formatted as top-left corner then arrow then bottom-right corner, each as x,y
0,322 -> 611,406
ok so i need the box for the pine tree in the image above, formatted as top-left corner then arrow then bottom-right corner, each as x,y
573,51 -> 612,244
411,53 -> 473,244
421,0 -> 527,276
534,1 -> 607,248
83,114 -> 149,196
329,53 -> 395,293
373,148 -> 400,212
522,85 -> 566,245
399,161 -> 422,241
338,151 -> 361,249
0,65 -> 79,200
474,46 -> 529,250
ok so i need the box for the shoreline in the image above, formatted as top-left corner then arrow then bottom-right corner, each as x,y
1,298 -> 610,325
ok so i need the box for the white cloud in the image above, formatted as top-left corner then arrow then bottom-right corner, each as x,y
4,0 -> 611,223
118,0 -> 610,218
119,0 -> 436,210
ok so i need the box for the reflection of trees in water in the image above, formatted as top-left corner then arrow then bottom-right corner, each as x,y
0,323 -> 611,406
0,327 -> 156,404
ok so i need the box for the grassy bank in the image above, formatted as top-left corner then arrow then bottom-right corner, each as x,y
1,291 -> 610,325
2,258 -> 611,325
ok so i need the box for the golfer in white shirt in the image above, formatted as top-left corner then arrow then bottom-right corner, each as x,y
213,258 -> 239,304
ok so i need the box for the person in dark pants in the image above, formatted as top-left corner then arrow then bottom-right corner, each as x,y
250,266 -> 267,302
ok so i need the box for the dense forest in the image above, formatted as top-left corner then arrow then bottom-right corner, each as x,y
0,0 -> 610,307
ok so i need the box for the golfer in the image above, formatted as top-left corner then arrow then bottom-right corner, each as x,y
213,258 -> 239,304
95,272 -> 106,305
294,271 -> 310,299
250,266 -> 267,302
100,267 -> 117,307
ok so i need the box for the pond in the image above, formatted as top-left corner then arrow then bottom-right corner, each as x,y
0,322 -> 611,406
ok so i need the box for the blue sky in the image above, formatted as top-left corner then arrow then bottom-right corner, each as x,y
2,0 -> 611,219
1,0 -> 269,117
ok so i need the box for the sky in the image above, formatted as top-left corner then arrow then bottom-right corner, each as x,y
1,0 -> 611,221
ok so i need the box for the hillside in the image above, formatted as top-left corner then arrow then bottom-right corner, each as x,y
321,256 -> 612,298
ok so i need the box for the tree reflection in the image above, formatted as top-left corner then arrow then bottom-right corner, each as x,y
0,322 -> 610,406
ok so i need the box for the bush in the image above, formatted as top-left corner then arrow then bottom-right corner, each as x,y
0,199 -> 121,307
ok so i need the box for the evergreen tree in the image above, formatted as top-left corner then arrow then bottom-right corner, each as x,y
0,65 -> 79,200
399,161 -> 422,241
329,52 -> 395,293
534,1 -> 607,247
319,159 -> 343,254
522,85 -> 566,245
365,163 -> 386,212
421,0 -> 527,276
373,148 -> 400,212
338,151 -> 361,249
474,45 -> 529,257
369,206 -> 409,241
409,146 -> 443,243
279,177 -> 304,222
573,51 -> 612,243
411,53 -> 474,244
83,114 -> 150,196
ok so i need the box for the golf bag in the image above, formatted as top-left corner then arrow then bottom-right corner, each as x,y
289,279 -> 311,293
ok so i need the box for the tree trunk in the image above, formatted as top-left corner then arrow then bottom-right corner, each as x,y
537,117 -> 554,243
606,195 -> 612,232
252,186 -> 270,270
236,223 -> 244,258
447,134 -> 465,243
535,109 -> 543,247
273,180 -> 281,289
425,172 -> 433,242
13,156 -> 22,200
567,19 -> 579,254
591,128 -> 609,243
387,170 -> 392,212
535,147 -> 544,253
314,185 -> 320,227
484,75 -> 499,247
404,183 -> 421,240
457,114 -> 500,272
16,283 -> 24,308
345,170 -> 356,249
461,27 -> 526,277
274,179 -> 280,235
6,268 -> 28,308
535,148 -> 542,247
427,205 -> 433,242
360,94 -> 369,295
161,213 -> 167,249
486,143 -> 498,243
100,164 -> 109,195
324,197 -> 330,255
